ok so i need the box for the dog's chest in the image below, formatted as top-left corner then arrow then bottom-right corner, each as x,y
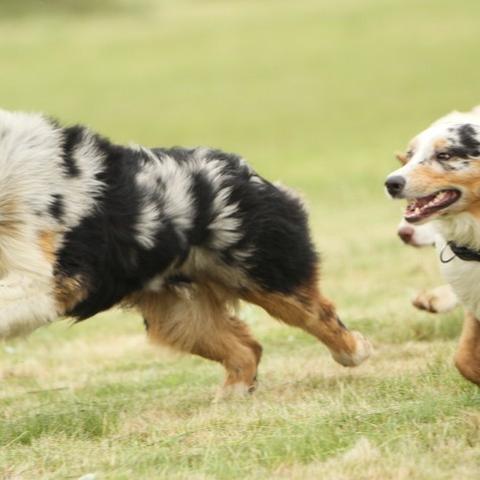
437,240 -> 480,316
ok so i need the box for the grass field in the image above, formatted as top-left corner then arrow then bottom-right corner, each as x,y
1,0 -> 480,478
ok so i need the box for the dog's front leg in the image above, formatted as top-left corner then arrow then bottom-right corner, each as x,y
412,284 -> 458,313
0,273 -> 60,339
454,311 -> 480,386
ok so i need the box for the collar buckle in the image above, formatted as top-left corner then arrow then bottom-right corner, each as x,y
440,242 -> 456,264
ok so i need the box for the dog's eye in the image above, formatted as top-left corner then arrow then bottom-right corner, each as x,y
436,152 -> 451,161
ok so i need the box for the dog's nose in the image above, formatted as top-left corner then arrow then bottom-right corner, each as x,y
398,225 -> 414,245
385,176 -> 406,197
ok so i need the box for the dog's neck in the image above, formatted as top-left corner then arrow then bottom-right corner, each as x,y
435,212 -> 480,251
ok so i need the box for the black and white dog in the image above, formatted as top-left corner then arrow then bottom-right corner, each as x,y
0,109 -> 370,397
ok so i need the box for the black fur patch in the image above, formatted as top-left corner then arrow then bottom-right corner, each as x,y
336,316 -> 347,330
229,178 -> 317,293
448,124 -> 480,159
166,274 -> 193,285
188,171 -> 215,245
49,193 -> 65,222
61,126 -> 83,177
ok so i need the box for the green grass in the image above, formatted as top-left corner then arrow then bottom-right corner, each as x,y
1,0 -> 480,478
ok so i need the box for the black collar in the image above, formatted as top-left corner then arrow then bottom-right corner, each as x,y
442,241 -> 480,263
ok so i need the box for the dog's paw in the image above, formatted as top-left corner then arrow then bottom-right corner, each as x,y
331,331 -> 372,367
212,381 -> 256,403
412,285 -> 458,314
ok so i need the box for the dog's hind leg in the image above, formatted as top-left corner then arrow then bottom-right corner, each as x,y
454,312 -> 480,386
136,283 -> 262,398
242,281 -> 371,368
191,315 -> 263,400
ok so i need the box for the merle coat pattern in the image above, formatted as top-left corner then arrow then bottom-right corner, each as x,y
0,109 -> 370,396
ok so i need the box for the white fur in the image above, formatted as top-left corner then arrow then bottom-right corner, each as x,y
0,111 -> 60,336
433,215 -> 480,317
396,218 -> 459,312
0,272 -> 59,338
188,154 -> 244,253
61,130 -> 106,228
412,284 -> 458,313
135,152 -> 194,249
0,110 -> 105,231
436,236 -> 480,317
435,213 -> 480,251
397,218 -> 437,246
145,275 -> 165,292
158,155 -> 194,234
135,200 -> 162,250
330,331 -> 372,367
209,185 -> 242,250
0,110 -> 104,337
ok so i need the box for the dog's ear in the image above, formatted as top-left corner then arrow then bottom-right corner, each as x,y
395,151 -> 408,165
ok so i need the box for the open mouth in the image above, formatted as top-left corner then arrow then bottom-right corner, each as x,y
405,189 -> 461,223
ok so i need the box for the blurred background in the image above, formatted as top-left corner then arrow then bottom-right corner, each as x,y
1,1 -> 480,477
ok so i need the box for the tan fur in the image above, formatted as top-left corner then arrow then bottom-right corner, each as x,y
38,230 -> 57,264
35,230 -> 88,314
409,163 -> 480,191
395,152 -> 408,165
53,274 -> 89,314
433,138 -> 448,151
396,140 -> 418,165
241,279 -> 370,366
465,201 -> 480,219
129,266 -> 370,394
134,282 -> 262,393
455,312 -> 480,385
407,163 -> 480,216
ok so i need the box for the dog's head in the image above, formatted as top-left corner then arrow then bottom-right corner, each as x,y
386,113 -> 480,225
